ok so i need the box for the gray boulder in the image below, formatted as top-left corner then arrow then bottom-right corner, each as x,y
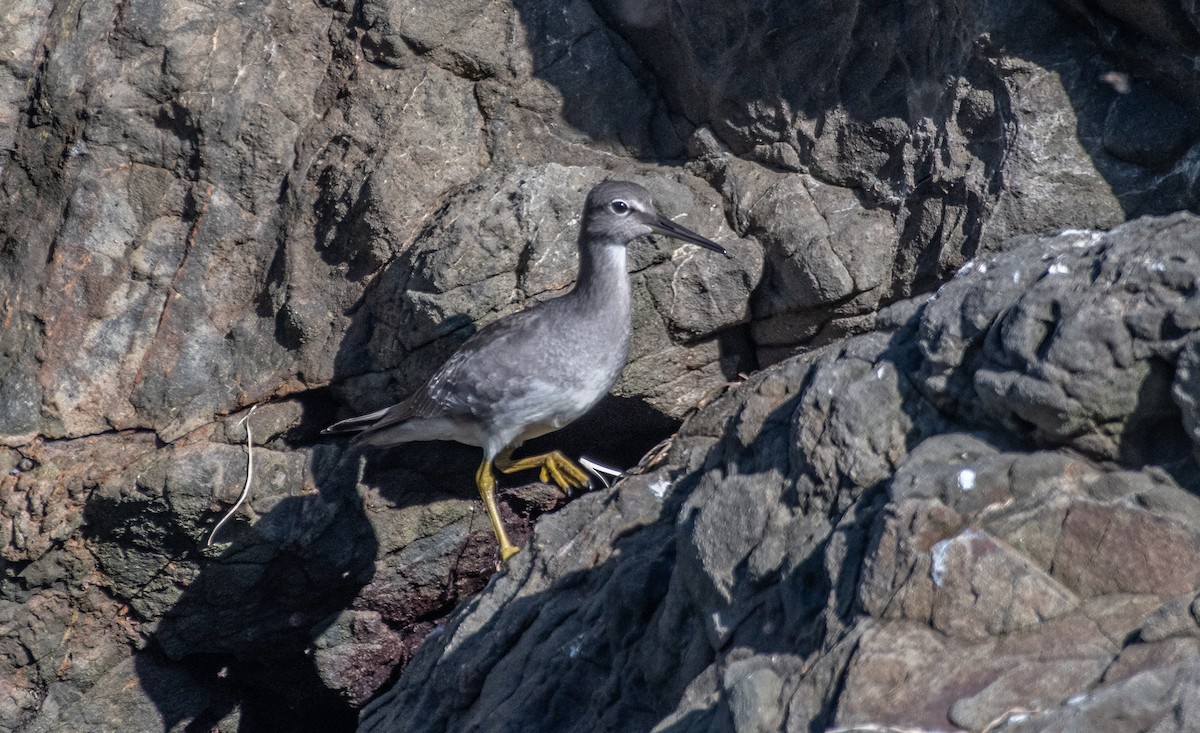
361,214 -> 1200,733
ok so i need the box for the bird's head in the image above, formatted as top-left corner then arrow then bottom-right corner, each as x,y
582,181 -> 729,256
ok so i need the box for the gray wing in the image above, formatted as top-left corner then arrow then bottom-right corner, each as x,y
324,304 -> 561,438
418,305 -> 562,422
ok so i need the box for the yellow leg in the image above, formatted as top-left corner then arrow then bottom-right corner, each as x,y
494,448 -> 591,495
475,460 -> 520,562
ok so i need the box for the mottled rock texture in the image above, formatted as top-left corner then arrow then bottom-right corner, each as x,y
362,215 -> 1200,733
1,0 -> 1198,730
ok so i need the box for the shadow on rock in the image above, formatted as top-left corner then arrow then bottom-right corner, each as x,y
358,463 -> 828,733
504,0 -> 1200,362
353,323 -> 927,733
82,442 -> 376,731
353,433 -> 874,733
359,215 -> 1200,732
123,169 -> 724,729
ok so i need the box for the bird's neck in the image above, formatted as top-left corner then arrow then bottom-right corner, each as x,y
571,239 -> 631,313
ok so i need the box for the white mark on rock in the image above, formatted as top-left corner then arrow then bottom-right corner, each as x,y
1012,269 -> 1021,283
710,611 -> 731,640
875,365 -> 887,380
930,529 -> 984,586
1061,229 -> 1103,247
957,468 -> 976,492
1048,262 -> 1069,275
648,477 -> 670,500
931,539 -> 952,587
568,635 -> 583,658
1067,693 -> 1090,706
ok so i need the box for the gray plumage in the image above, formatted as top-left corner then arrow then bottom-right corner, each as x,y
325,180 -> 728,561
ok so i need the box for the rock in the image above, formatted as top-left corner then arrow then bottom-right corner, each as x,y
3,0 -> 1200,730
361,215 -> 1200,733
20,654 -> 241,733
999,662 -> 1200,733
1103,83 -> 1199,169
1174,334 -> 1200,464
918,221 -> 1200,463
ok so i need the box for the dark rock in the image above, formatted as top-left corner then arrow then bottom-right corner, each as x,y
1103,84 -> 1199,169
1174,334 -> 1200,464
362,215 -> 1200,733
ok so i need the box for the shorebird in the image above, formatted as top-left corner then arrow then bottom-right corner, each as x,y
324,181 -> 729,561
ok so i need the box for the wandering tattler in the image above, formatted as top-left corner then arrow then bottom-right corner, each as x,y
324,181 -> 729,561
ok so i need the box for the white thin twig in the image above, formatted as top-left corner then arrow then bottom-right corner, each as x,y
207,405 -> 258,546
578,456 -> 624,489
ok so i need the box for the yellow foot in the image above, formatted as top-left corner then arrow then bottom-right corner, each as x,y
495,449 -> 591,495
499,543 -> 521,563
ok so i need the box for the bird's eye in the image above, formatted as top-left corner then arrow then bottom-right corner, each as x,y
610,200 -> 630,215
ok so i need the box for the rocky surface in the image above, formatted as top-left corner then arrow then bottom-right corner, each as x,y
362,214 -> 1200,733
1,0 -> 1199,731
